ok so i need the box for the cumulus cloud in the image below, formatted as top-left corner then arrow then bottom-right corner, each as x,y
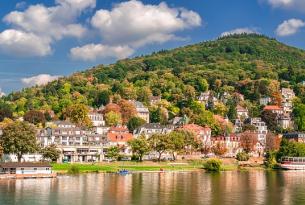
220,27 -> 258,37
91,0 -> 201,47
21,74 -> 61,86
0,29 -> 52,57
276,18 -> 305,36
70,44 -> 134,61
263,0 -> 305,11
70,0 -> 201,61
0,0 -> 95,57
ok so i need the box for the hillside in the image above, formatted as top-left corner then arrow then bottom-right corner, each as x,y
2,34 -> 305,121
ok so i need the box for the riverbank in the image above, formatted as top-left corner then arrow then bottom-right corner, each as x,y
51,157 -> 265,174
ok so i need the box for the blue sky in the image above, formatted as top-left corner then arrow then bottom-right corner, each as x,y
1,0 -> 305,94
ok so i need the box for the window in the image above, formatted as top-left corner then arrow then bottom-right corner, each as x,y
34,168 -> 37,170
21,168 -> 24,170
46,168 -> 50,170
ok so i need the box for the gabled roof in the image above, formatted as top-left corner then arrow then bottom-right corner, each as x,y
107,132 -> 133,142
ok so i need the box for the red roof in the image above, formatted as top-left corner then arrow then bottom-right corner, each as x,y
179,124 -> 211,135
264,105 -> 282,110
107,132 -> 133,142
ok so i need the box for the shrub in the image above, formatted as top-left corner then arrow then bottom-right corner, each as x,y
67,164 -> 80,174
236,152 -> 250,161
264,151 -> 278,169
204,159 -> 222,172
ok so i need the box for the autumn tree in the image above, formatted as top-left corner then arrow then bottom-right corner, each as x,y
2,121 -> 39,162
240,131 -> 258,153
105,111 -> 122,126
168,131 -> 186,160
118,99 -> 137,124
102,103 -> 121,114
24,110 -> 46,125
62,104 -> 92,127
265,133 -> 281,151
128,136 -> 151,161
212,143 -> 227,156
41,144 -> 61,162
261,110 -> 278,131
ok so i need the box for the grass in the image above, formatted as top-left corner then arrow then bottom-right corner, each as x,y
51,161 -> 202,173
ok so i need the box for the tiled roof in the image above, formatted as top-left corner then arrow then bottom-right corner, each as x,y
107,132 -> 133,142
264,105 -> 282,110
179,124 -> 211,133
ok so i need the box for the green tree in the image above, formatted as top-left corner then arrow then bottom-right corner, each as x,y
261,110 -> 278,131
105,111 -> 122,126
62,104 -> 92,127
1,121 -> 39,162
127,117 -> 146,133
94,90 -> 111,107
0,102 -> 13,122
149,134 -> 170,161
168,131 -> 186,160
41,144 -> 61,162
106,146 -> 120,160
128,136 -> 151,161
293,103 -> 305,131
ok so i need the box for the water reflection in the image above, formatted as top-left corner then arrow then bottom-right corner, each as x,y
1,171 -> 305,205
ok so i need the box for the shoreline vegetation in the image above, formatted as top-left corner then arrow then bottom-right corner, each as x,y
51,158 -> 266,174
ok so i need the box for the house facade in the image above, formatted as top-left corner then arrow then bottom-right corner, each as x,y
0,162 -> 52,175
179,124 -> 212,146
131,101 -> 150,123
133,123 -> 174,138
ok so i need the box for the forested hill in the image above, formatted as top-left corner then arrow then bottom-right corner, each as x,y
3,34 -> 305,118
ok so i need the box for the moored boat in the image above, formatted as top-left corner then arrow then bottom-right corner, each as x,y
280,157 -> 305,170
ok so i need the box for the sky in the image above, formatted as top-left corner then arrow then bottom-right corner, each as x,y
1,0 -> 305,95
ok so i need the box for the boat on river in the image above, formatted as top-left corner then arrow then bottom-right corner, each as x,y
118,169 -> 130,175
280,157 -> 305,170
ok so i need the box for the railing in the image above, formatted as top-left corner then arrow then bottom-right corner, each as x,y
281,157 -> 305,163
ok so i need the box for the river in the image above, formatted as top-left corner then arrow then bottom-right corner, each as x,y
0,171 -> 305,205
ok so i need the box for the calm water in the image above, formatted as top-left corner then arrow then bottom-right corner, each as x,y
1,171 -> 305,205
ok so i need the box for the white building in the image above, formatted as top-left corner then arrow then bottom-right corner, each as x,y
130,101 -> 150,123
236,105 -> 248,119
88,110 -> 105,127
250,118 -> 268,144
133,123 -> 174,138
38,121 -> 107,163
259,97 -> 271,106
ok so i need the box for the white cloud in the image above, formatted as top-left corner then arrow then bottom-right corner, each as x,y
70,0 -> 201,61
16,1 -> 27,9
0,29 -> 52,57
276,18 -> 305,36
263,0 -> 305,11
91,0 -> 201,47
21,74 -> 61,86
220,28 -> 258,37
1,0 -> 95,57
70,44 -> 134,61
0,89 -> 5,97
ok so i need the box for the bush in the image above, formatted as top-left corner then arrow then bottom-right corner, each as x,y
67,164 -> 80,174
264,151 -> 278,169
236,152 -> 250,161
204,159 -> 222,172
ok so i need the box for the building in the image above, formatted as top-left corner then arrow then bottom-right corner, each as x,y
88,110 -> 105,127
281,88 -> 295,102
283,133 -> 305,143
179,124 -> 212,146
211,135 -> 241,157
149,96 -> 161,105
236,105 -> 248,119
38,121 -> 107,163
259,97 -> 271,106
133,123 -> 174,138
278,114 -> 293,129
249,118 -> 268,144
169,115 -> 190,126
263,105 -> 283,115
130,101 -> 150,123
107,126 -> 133,154
0,162 -> 52,175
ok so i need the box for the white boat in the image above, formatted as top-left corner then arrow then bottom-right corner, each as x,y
280,157 -> 305,170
